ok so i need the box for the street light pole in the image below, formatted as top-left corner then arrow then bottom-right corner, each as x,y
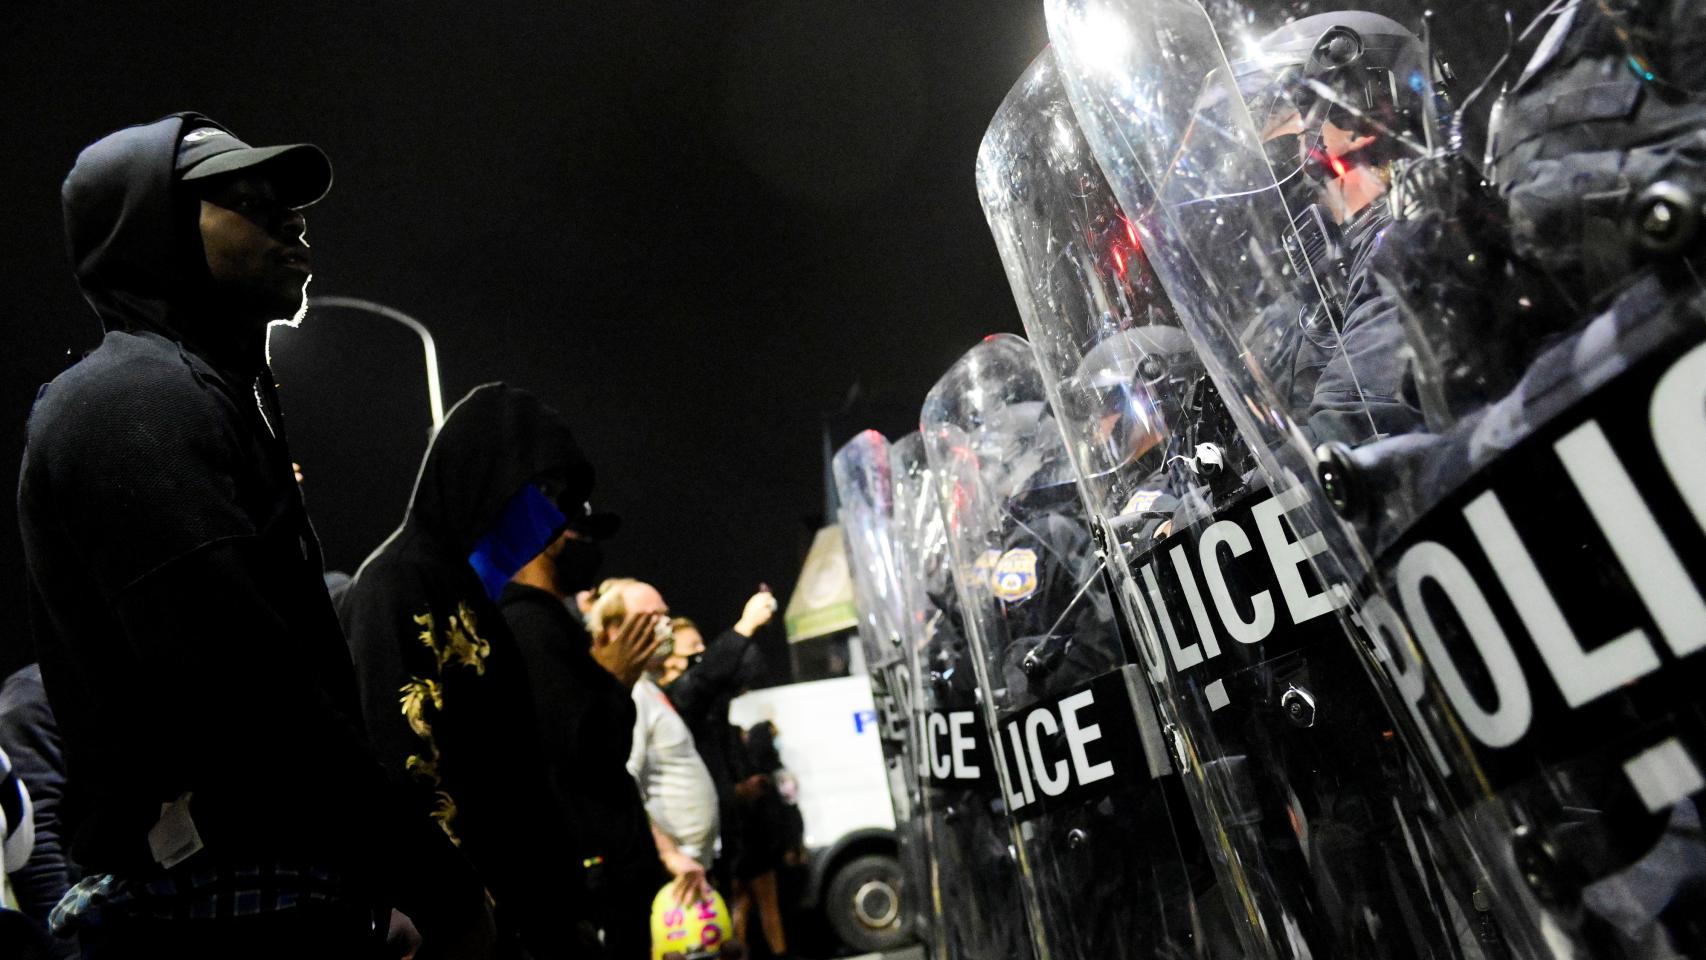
303,296 -> 446,428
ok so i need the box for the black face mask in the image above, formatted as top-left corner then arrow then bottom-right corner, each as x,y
551,537 -> 604,593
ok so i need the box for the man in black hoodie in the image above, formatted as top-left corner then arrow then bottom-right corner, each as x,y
19,114 -> 488,958
500,518 -> 667,960
340,383 -> 594,960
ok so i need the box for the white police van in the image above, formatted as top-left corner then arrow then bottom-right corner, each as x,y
728,634 -> 908,955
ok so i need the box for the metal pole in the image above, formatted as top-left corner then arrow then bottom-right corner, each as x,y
306,296 -> 446,428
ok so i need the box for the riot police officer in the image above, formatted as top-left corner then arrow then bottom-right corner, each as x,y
1237,11 -> 1437,448
890,435 -> 1034,960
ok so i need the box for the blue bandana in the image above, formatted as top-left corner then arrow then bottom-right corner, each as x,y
467,485 -> 566,600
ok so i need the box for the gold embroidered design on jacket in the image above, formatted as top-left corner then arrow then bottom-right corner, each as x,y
430,790 -> 460,842
415,605 -> 490,675
399,677 -> 442,740
398,603 -> 492,845
399,684 -> 456,842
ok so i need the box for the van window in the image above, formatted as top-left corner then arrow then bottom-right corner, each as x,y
788,629 -> 857,683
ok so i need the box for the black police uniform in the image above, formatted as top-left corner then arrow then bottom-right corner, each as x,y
989,465 -> 1214,960
918,577 -> 1033,960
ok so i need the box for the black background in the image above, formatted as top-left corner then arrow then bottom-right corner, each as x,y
0,1 -> 1048,679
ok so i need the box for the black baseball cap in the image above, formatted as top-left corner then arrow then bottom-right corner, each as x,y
175,124 -> 332,208
564,500 -> 621,541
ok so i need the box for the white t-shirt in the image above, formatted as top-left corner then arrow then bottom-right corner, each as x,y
628,677 -> 719,862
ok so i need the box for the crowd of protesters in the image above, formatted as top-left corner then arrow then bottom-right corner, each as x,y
0,114 -> 800,959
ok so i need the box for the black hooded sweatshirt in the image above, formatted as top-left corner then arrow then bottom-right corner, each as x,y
498,581 -> 658,886
339,382 -> 591,955
18,114 -> 479,920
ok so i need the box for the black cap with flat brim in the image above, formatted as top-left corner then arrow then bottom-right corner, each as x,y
563,500 -> 622,541
176,125 -> 332,208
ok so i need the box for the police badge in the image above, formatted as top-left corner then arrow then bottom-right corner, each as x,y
992,547 -> 1040,601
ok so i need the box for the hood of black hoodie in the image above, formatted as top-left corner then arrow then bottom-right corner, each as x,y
403,383 -> 595,554
61,113 -> 261,377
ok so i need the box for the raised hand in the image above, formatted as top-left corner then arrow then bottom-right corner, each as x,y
591,611 -> 665,688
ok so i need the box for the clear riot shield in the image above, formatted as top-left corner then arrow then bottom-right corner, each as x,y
833,430 -> 943,958
982,38 -> 1489,960
919,331 -> 1232,960
890,432 -> 1035,960
1047,0 -> 1706,956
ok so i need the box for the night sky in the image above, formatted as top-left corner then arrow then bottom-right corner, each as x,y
0,2 -> 1048,677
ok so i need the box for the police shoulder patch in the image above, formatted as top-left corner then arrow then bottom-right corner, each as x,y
992,547 -> 1039,602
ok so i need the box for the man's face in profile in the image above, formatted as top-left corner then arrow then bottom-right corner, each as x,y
1261,106 -> 1382,222
198,173 -> 313,321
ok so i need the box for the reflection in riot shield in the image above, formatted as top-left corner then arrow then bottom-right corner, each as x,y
921,331 -> 1230,960
833,430 -> 943,958
1049,0 -> 1706,955
890,433 -> 1035,960
982,39 -> 1486,960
